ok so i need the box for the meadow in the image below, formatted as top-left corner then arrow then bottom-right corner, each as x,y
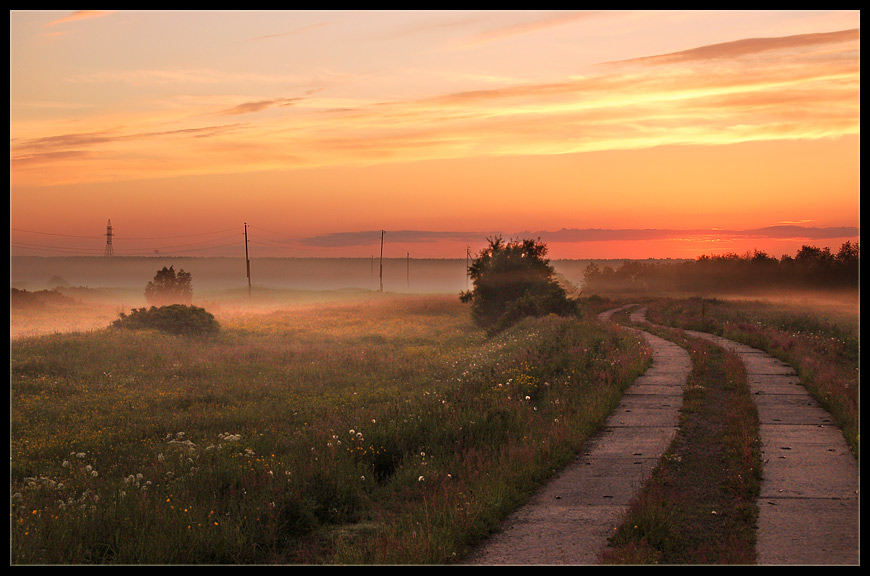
10,275 -> 858,564
10,292 -> 649,564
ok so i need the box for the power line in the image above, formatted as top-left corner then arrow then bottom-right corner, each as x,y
10,241 -> 106,255
10,226 -> 240,240
10,228 -> 102,239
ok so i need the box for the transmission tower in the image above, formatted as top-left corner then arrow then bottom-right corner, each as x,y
104,219 -> 114,256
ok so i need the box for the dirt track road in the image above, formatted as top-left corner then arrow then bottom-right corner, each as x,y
464,306 -> 690,564
465,305 -> 859,565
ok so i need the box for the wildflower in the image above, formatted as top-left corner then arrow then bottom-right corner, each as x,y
418,476 -> 424,482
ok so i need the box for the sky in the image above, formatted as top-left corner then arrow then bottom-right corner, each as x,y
10,10 -> 860,260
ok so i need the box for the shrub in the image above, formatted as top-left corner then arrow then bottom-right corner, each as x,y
112,304 -> 219,336
460,237 -> 577,334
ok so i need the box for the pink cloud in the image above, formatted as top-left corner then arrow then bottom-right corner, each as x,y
45,10 -> 116,28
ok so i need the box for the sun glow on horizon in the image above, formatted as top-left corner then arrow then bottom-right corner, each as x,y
10,10 -> 860,259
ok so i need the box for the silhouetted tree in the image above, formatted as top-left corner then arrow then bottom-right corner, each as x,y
460,237 -> 576,334
145,266 -> 193,305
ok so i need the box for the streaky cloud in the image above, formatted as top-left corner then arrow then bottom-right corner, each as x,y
251,22 -> 329,42
11,124 -> 246,160
296,226 -> 860,249
606,28 -> 860,66
460,10 -> 601,47
217,98 -> 305,116
45,10 -> 116,28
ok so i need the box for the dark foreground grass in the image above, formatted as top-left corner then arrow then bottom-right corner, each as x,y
11,295 -> 650,564
603,325 -> 762,564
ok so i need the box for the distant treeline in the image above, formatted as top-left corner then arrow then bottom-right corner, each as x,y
583,242 -> 859,294
10,287 -> 77,308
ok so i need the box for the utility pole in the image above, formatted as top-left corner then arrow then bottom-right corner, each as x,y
466,245 -> 471,290
407,251 -> 410,290
244,222 -> 251,296
379,230 -> 385,292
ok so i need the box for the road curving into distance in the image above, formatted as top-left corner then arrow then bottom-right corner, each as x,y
465,305 -> 691,564
630,305 -> 859,565
466,304 -> 858,565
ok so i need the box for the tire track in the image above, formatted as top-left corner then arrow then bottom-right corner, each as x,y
631,306 -> 859,565
464,306 -> 691,564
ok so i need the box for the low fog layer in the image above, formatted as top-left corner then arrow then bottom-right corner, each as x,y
10,256 -> 605,295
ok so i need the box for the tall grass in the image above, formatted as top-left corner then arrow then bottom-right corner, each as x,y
11,295 -> 649,564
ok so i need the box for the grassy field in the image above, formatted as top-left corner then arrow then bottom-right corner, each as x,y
10,286 -> 858,564
10,292 -> 649,564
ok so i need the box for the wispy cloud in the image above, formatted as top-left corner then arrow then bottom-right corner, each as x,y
251,22 -> 329,42
10,24 -> 860,187
606,28 -> 860,66
45,10 -> 116,28
217,98 -> 305,116
457,10 -> 601,47
277,25 -> 857,167
294,226 -> 860,249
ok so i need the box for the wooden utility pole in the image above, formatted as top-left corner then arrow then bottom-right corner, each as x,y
407,251 -> 410,289
379,230 -> 385,292
466,246 -> 471,290
244,222 -> 251,296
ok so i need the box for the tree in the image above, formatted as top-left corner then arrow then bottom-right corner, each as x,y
460,237 -> 576,334
145,266 -> 193,305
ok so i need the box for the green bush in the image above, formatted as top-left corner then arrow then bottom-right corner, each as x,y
112,304 -> 220,336
461,237 -> 577,334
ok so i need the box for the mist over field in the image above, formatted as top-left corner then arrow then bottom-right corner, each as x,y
10,256 -> 611,295
8,256 -> 601,339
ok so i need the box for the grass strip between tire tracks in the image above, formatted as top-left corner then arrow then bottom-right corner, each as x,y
603,320 -> 762,564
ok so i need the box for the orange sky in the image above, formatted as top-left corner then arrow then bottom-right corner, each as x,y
10,10 -> 860,260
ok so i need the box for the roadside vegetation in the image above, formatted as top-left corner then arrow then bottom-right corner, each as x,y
10,295 -> 649,564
